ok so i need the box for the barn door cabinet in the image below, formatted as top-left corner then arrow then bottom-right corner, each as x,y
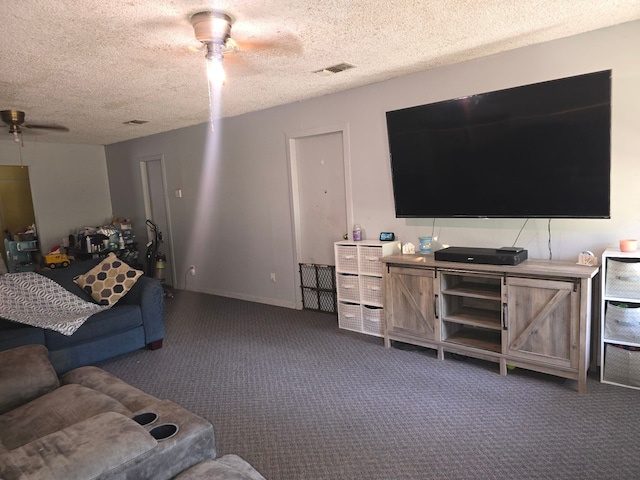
505,277 -> 580,372
381,255 -> 598,393
384,265 -> 438,347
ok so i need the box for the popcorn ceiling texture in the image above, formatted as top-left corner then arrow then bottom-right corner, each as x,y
0,1 -> 639,145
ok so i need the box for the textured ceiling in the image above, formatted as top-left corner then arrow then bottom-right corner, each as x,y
1,1 -> 639,146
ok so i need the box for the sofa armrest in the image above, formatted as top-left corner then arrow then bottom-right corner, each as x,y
61,366 -> 162,413
174,455 -> 267,480
120,275 -> 165,345
0,411 -> 156,480
0,345 -> 59,415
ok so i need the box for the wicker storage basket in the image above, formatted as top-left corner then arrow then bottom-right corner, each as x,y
335,245 -> 358,273
337,273 -> 360,302
359,275 -> 383,305
604,344 -> 640,388
338,301 -> 361,332
605,259 -> 640,298
604,302 -> 640,343
358,246 -> 384,276
362,305 -> 384,336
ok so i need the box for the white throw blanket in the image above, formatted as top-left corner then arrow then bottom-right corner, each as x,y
0,272 -> 109,336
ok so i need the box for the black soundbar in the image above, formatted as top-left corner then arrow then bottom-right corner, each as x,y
434,246 -> 528,266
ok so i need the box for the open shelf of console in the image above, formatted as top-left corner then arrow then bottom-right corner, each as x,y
440,272 -> 502,352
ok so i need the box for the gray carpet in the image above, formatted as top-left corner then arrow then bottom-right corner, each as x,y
99,290 -> 640,479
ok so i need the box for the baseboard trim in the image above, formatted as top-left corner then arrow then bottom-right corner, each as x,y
179,286 -> 296,309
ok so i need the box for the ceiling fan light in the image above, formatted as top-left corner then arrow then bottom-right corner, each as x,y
205,42 -> 224,62
206,56 -> 226,87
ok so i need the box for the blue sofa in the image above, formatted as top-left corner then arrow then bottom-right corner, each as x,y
0,258 -> 164,373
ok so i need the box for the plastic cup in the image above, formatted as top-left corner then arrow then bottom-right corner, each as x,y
418,237 -> 432,254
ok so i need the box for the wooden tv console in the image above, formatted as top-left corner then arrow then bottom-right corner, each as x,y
381,254 -> 599,393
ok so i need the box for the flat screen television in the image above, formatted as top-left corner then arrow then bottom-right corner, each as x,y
386,70 -> 611,218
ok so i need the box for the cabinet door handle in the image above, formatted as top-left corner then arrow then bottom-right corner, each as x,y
502,303 -> 508,330
434,294 -> 439,319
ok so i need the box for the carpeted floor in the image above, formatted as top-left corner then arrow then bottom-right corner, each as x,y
99,290 -> 640,479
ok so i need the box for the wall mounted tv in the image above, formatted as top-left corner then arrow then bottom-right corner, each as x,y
386,70 -> 611,218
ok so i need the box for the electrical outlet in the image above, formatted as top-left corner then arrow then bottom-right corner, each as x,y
270,273 -> 276,283
189,265 -> 196,276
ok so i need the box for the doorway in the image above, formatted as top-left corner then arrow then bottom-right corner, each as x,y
0,166 -> 37,269
140,156 -> 175,287
287,125 -> 352,308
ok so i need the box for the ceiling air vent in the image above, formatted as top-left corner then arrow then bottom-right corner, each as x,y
123,119 -> 149,125
313,63 -> 355,76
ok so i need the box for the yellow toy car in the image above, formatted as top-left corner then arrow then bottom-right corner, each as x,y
44,253 -> 70,269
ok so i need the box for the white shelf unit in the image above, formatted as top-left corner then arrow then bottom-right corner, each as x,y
601,248 -> 640,389
334,240 -> 400,337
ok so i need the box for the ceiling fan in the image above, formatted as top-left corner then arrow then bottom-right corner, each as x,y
1,110 -> 69,143
190,11 -> 235,86
184,10 -> 302,131
188,10 -> 302,84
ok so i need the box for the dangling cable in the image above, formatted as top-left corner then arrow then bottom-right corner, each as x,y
512,218 -> 529,247
547,219 -> 553,260
16,137 -> 24,168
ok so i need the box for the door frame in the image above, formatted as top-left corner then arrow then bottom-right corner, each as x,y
139,154 -> 177,286
285,123 -> 353,309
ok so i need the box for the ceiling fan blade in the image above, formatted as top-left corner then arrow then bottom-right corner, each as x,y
233,32 -> 302,56
222,54 -> 261,76
23,124 -> 70,132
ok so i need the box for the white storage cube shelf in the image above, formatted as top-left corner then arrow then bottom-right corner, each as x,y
601,248 -> 640,389
335,240 -> 400,338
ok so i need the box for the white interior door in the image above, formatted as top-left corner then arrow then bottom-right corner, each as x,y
295,131 -> 348,264
140,157 -> 175,286
288,126 -> 352,308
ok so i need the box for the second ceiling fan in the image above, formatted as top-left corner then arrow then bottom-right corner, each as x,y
1,110 -> 69,144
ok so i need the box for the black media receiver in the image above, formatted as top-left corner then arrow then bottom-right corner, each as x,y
434,247 -> 528,266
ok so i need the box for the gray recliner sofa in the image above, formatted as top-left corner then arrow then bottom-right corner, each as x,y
0,345 -> 266,480
0,258 -> 164,373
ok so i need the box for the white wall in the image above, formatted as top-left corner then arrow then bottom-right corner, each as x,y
105,21 -> 640,308
0,140 -> 112,253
